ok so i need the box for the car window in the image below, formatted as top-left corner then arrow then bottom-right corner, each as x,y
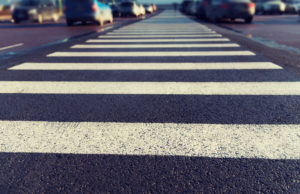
20,0 -> 39,6
121,2 -> 134,6
45,0 -> 54,6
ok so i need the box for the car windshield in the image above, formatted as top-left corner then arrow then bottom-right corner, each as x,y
20,0 -> 39,6
226,0 -> 250,2
121,2 -> 133,7
263,0 -> 281,2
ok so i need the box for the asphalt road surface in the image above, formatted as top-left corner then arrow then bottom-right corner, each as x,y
0,10 -> 299,193
0,17 -> 143,56
219,14 -> 300,53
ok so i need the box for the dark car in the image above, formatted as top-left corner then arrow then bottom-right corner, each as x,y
196,0 -> 209,19
119,1 -> 140,17
180,0 -> 194,13
12,0 -> 59,24
284,0 -> 300,13
110,4 -> 121,17
204,0 -> 255,23
64,0 -> 113,26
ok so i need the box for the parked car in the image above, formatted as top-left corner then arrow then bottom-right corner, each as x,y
144,4 -> 154,13
196,0 -> 209,19
0,4 -> 13,21
180,0 -> 194,13
186,0 -> 198,15
205,0 -> 256,23
255,0 -> 286,14
64,0 -> 113,26
139,4 -> 146,16
284,0 -> 300,13
151,4 -> 157,11
119,1 -> 140,17
110,4 -> 121,17
12,0 -> 59,24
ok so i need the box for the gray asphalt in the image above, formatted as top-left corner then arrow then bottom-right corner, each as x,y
0,10 -> 299,193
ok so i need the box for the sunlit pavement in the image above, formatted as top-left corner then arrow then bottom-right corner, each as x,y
0,10 -> 299,193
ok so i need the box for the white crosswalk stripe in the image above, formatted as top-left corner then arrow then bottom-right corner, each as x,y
0,81 -> 299,95
9,62 -> 281,70
107,32 -> 217,35
1,121 -> 299,159
71,43 -> 240,48
86,38 -> 231,42
99,35 -> 223,38
48,51 -> 255,57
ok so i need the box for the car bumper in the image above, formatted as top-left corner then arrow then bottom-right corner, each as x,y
12,12 -> 38,22
66,13 -> 97,21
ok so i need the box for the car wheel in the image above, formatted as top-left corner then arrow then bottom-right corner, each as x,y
96,18 -> 104,26
13,19 -> 20,24
210,15 -> 219,23
245,16 -> 253,23
66,19 -> 73,26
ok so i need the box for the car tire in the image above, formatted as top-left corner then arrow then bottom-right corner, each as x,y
210,15 -> 219,23
245,16 -> 253,23
13,19 -> 20,24
66,19 -> 73,26
96,18 -> 104,26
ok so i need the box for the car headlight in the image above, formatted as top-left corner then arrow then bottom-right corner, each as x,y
28,9 -> 37,15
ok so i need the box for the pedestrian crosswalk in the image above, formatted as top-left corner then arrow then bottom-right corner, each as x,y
0,10 -> 299,161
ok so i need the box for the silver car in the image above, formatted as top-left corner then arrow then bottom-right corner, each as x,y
205,0 -> 256,23
255,0 -> 286,14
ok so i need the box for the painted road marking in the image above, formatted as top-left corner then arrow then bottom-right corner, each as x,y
100,35 -> 222,38
71,44 -> 240,49
107,32 -> 217,35
47,51 -> 255,57
9,62 -> 281,70
0,43 -> 23,51
0,121 -> 299,159
0,81 -> 299,95
86,38 -> 230,43
110,31 -> 215,34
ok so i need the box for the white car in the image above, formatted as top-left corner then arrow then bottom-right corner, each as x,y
139,4 -> 146,16
285,0 -> 300,13
256,0 -> 286,14
144,4 -> 154,13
